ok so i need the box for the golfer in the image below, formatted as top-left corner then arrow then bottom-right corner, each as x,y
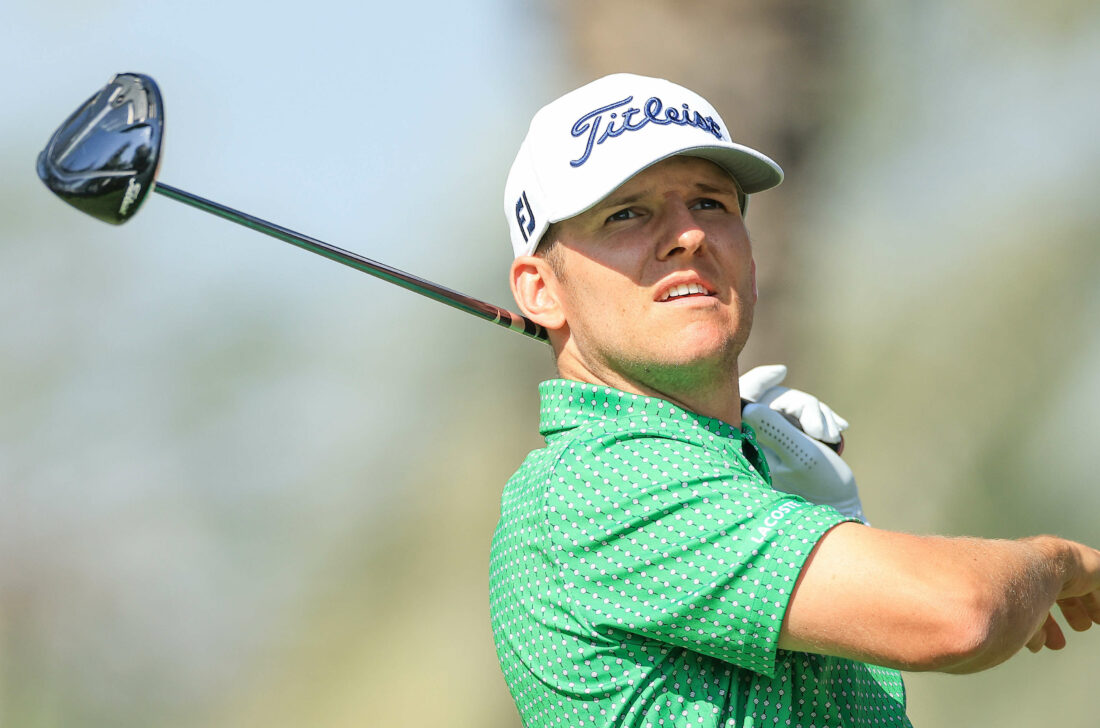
488,73 -> 1100,727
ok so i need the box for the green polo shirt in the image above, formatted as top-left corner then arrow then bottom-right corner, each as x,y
490,380 -> 910,727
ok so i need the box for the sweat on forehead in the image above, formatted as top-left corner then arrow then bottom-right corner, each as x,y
504,73 -> 784,258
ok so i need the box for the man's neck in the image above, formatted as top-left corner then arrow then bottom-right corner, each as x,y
556,356 -> 743,427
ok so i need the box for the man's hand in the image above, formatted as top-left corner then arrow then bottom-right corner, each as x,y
740,365 -> 867,523
1026,541 -> 1100,653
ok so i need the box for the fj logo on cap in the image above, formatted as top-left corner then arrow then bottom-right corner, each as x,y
569,95 -> 723,168
515,191 -> 535,243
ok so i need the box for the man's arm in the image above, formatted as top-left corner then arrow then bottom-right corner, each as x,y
778,523 -> 1100,673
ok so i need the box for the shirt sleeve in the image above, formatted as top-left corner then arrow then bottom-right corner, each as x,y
543,426 -> 857,678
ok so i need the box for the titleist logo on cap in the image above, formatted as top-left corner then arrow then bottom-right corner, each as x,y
504,73 -> 784,258
569,95 -> 724,168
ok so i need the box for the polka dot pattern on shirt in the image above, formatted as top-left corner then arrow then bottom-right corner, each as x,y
490,380 -> 910,727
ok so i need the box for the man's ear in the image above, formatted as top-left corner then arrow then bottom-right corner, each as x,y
510,255 -> 567,331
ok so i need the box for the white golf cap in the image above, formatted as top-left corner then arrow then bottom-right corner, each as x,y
504,73 -> 784,258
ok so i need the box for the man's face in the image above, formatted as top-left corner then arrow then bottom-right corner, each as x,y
545,155 -> 757,393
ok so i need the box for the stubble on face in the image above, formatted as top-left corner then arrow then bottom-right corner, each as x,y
559,268 -> 754,399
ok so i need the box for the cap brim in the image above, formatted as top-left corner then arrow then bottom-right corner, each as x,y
548,141 -> 783,227
677,143 -> 784,194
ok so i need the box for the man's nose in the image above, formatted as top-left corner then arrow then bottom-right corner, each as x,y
656,200 -> 706,260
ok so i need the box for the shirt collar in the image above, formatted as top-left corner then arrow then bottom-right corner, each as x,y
537,379 -> 770,482
538,379 -> 746,441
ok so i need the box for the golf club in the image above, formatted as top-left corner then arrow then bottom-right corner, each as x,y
36,72 -> 839,452
36,72 -> 548,343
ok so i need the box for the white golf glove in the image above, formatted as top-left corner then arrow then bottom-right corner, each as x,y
739,365 -> 867,524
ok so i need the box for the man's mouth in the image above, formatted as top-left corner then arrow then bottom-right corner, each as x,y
658,282 -> 713,302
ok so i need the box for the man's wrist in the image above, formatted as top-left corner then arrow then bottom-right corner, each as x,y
1021,535 -> 1077,594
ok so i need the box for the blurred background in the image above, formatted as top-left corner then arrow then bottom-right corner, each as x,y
3,1 -> 1099,725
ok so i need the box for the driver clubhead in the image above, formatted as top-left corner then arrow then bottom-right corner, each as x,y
36,73 -> 164,225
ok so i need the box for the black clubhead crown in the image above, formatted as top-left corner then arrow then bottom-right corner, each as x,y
36,73 -> 164,225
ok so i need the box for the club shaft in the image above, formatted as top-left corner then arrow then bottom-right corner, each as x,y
152,183 -> 548,342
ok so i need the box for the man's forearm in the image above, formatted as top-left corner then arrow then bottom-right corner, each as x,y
780,525 -> 1100,672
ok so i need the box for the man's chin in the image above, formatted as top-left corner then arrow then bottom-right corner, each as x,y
657,328 -> 747,367
561,322 -> 749,389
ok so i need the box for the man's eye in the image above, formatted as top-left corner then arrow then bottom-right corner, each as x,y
606,208 -> 637,223
692,198 -> 726,211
